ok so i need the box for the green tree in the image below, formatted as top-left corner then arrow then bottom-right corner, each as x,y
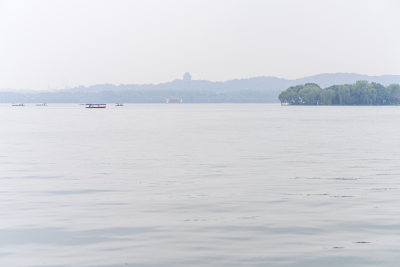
279,85 -> 303,104
298,83 -> 321,104
320,89 -> 336,105
388,84 -> 400,104
279,81 -> 399,105
338,85 -> 351,105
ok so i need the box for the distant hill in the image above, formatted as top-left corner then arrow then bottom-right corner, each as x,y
295,73 -> 400,88
1,73 -> 399,103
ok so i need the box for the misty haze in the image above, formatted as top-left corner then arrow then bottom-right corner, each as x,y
1,1 -> 400,267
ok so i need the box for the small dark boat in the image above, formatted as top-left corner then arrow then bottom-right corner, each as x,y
85,104 -> 106,108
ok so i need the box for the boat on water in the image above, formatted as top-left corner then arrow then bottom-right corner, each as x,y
12,103 -> 24,106
115,103 -> 124,106
36,103 -> 47,106
166,97 -> 183,104
85,103 -> 106,108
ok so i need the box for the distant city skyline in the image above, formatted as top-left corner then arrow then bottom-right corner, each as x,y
0,0 -> 399,90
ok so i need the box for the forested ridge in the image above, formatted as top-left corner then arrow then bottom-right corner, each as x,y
279,81 -> 400,105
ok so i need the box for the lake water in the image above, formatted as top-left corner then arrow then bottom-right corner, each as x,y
1,104 -> 400,266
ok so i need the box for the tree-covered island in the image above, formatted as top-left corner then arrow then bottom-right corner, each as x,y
279,81 -> 400,105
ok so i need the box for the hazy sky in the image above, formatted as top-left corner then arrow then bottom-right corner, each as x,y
0,0 -> 399,90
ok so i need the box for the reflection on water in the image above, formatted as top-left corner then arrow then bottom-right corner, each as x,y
0,104 -> 400,266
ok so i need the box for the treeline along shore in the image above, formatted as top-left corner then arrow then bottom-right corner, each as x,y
279,81 -> 400,105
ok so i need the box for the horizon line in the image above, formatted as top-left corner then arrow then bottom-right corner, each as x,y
2,72 -> 400,92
